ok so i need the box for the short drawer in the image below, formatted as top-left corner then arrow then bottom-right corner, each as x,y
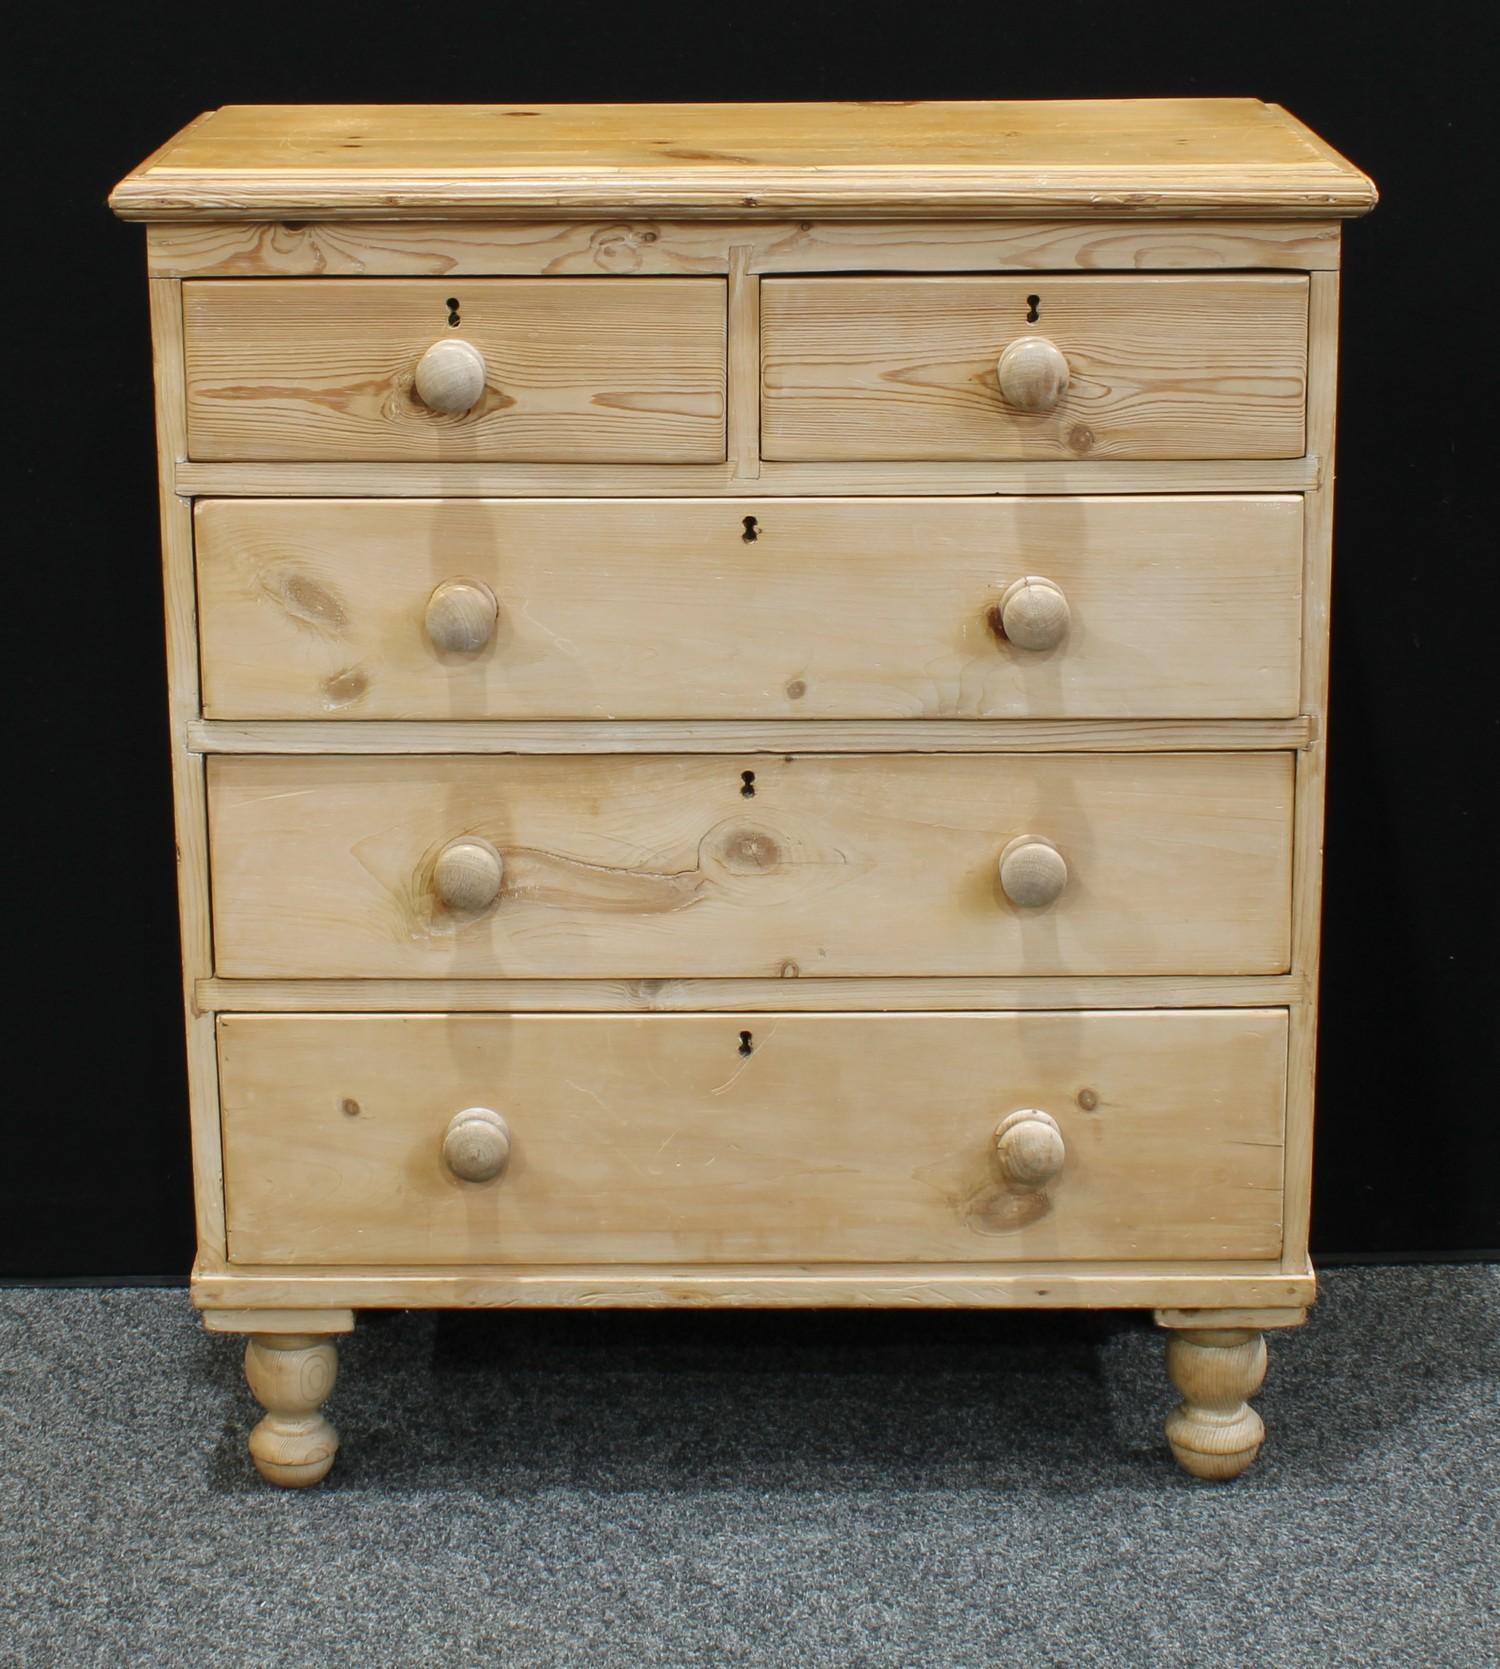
761,274 -> 1308,461
196,495 -> 1302,721
182,278 -> 726,462
218,1009 -> 1288,1266
207,752 -> 1293,979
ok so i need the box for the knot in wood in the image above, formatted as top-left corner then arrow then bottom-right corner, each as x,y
720,827 -> 782,873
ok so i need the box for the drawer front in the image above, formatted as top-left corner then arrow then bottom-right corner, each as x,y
207,752 -> 1293,979
218,1010 -> 1288,1266
183,279 -> 726,462
761,275 -> 1308,461
196,495 -> 1302,721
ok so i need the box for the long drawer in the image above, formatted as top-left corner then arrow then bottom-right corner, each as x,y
218,1010 -> 1289,1266
195,495 -> 1303,721
206,751 -> 1294,979
761,274 -> 1309,461
182,278 -> 727,462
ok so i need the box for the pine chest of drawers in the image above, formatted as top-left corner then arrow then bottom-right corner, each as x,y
111,100 -> 1375,1486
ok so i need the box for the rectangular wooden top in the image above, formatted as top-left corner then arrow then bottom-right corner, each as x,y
109,100 -> 1376,222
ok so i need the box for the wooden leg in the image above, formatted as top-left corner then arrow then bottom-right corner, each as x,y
1162,1327 -> 1267,1481
244,1333 -> 340,1488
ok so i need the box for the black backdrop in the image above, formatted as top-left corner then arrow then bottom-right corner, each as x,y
5,0 -> 1495,1277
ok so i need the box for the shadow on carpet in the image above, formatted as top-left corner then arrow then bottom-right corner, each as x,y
2,1264 -> 1496,1667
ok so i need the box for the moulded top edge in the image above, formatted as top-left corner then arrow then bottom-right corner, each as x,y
108,101 -> 1379,222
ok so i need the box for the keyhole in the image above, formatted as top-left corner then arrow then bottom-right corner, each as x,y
740,771 -> 756,797
446,296 -> 461,326
742,515 -> 759,543
1025,295 -> 1041,323
738,1031 -> 754,1056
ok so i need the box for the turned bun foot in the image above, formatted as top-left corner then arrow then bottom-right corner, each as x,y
244,1334 -> 340,1487
1163,1327 -> 1267,1481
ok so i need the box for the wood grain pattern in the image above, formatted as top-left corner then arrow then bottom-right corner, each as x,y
193,496 -> 1303,722
1155,1307 -> 1306,1331
187,717 -> 1314,755
1163,1327 -> 1268,1479
194,973 -> 1307,1016
149,219 -> 739,277
1283,270 -> 1343,1276
727,246 -> 761,478
412,338 -> 487,414
108,101 -> 1377,221
206,752 -> 1295,980
193,1264 -> 1317,1312
148,280 -> 228,1263
743,219 -> 1345,275
762,275 -> 1309,461
217,1010 -> 1287,1265
183,278 -> 726,462
144,218 -> 1344,278
243,1333 -> 340,1486
173,456 -> 1324,499
110,105 -> 1374,1362
202,1308 -> 355,1334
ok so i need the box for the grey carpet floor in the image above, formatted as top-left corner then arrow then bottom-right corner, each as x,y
1,1266 -> 1496,1669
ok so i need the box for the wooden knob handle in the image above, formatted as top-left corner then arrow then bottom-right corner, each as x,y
997,336 -> 1070,413
999,835 -> 1068,909
999,576 -> 1070,651
443,1106 -> 511,1183
434,836 -> 504,912
426,579 -> 498,654
414,338 -> 487,414
994,1108 -> 1065,1189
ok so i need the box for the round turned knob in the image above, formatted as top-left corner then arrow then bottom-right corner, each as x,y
998,576 -> 1071,651
998,834 -> 1068,909
426,579 -> 498,654
443,1106 -> 511,1183
434,836 -> 504,913
414,338 -> 487,414
997,336 -> 1070,413
994,1108 -> 1065,1190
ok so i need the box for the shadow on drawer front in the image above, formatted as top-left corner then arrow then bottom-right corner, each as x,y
206,752 -> 1294,979
195,495 -> 1303,721
218,1010 -> 1288,1266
